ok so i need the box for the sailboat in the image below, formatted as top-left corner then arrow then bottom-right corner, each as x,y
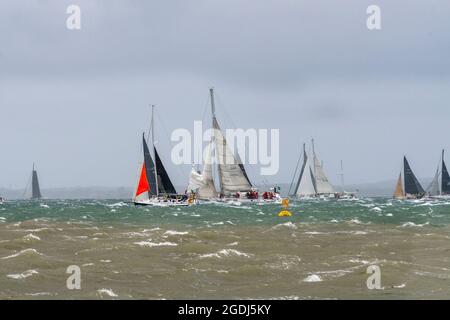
426,150 -> 450,199
289,140 -> 336,199
132,106 -> 193,206
336,160 -> 358,200
311,139 -> 336,199
393,156 -> 425,199
188,88 -> 269,203
31,163 -> 42,200
290,143 -> 317,199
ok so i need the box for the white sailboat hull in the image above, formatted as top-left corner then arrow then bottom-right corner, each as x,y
134,196 -> 196,207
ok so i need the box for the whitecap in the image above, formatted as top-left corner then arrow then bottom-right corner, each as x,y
107,202 -> 128,208
273,222 -> 297,230
134,241 -> 178,247
7,269 -> 39,280
1,248 -> 42,260
303,274 -> 322,282
97,288 -> 118,298
199,249 -> 252,259
400,222 -> 430,228
23,233 -> 41,242
163,230 -> 188,236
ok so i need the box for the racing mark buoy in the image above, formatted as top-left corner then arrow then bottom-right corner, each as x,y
278,198 -> 293,217
278,210 -> 292,217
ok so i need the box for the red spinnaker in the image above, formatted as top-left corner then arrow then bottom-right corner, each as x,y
135,163 -> 150,196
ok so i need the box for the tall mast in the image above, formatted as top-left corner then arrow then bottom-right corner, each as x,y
210,87 -> 223,195
311,138 -> 316,178
340,160 -> 345,192
151,105 -> 159,196
441,149 -> 445,195
210,88 -> 216,119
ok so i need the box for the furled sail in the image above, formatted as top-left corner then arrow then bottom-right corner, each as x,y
133,163 -> 150,202
154,147 -> 177,194
294,146 -> 317,197
187,141 -> 217,198
312,150 -> 335,194
142,134 -> 158,196
31,166 -> 42,199
213,117 -> 253,195
393,173 -> 405,199
403,156 -> 424,195
442,151 -> 450,194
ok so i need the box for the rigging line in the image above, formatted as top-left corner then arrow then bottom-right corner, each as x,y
288,144 -> 303,196
22,172 -> 32,198
155,110 -> 189,183
214,92 -> 239,131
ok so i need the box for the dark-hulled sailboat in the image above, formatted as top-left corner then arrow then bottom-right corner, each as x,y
31,163 -> 42,200
393,156 -> 425,199
132,106 -> 192,206
427,150 -> 450,199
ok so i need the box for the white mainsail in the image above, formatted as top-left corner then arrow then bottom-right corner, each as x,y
427,165 -> 440,196
213,117 -> 253,195
312,141 -> 335,194
187,141 -> 218,198
294,146 -> 317,197
206,88 -> 253,196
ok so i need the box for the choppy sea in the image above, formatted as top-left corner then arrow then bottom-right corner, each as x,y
0,198 -> 449,299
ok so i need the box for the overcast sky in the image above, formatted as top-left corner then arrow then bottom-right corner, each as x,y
1,0 -> 449,190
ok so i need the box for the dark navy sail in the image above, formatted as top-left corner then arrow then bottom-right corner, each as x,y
31,165 -> 42,199
154,147 -> 177,194
442,151 -> 450,194
142,134 -> 158,196
403,156 -> 424,195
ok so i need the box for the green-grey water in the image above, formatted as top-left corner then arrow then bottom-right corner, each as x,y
0,198 -> 449,299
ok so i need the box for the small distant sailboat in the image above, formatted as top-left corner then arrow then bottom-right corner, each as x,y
289,139 -> 336,200
393,156 -> 425,200
426,150 -> 450,199
31,163 -> 42,200
132,106 -> 192,206
336,160 -> 358,200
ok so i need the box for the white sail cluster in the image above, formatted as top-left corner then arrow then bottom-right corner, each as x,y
292,141 -> 335,198
187,141 -> 218,198
187,89 -> 253,200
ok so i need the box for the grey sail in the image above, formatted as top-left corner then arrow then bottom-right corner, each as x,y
442,150 -> 450,194
294,144 -> 317,197
213,117 -> 253,195
154,147 -> 177,194
311,141 -> 335,194
142,134 -> 158,196
427,165 -> 440,196
31,165 -> 42,199
403,156 -> 424,195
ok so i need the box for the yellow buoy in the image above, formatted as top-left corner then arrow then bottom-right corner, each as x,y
278,210 -> 292,217
278,198 -> 293,217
